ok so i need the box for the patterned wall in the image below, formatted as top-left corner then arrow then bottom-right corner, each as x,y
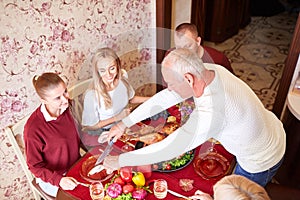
0,0 -> 155,199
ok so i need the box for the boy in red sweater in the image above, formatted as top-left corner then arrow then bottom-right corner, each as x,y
24,72 -> 81,197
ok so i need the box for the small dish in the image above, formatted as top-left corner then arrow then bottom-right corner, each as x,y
80,154 -> 114,182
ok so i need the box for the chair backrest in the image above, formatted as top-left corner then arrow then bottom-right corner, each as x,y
5,116 -> 30,182
4,116 -> 54,200
68,78 -> 98,150
68,78 -> 92,126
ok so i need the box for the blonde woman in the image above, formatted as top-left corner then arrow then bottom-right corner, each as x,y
82,47 -> 149,137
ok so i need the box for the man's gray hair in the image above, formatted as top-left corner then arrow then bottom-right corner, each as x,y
162,48 -> 206,80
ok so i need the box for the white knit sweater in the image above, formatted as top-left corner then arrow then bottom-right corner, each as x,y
120,63 -> 286,173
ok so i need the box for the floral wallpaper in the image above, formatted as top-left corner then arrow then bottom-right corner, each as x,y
0,0 -> 156,199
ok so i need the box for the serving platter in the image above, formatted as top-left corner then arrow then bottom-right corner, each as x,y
152,150 -> 195,172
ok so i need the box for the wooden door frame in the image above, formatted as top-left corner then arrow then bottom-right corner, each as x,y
273,13 -> 300,118
156,0 -> 172,92
191,0 -> 206,40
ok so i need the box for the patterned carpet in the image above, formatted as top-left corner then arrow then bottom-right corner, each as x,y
204,11 -> 298,110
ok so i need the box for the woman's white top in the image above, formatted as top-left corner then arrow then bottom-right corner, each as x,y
120,63 -> 286,173
82,80 -> 135,129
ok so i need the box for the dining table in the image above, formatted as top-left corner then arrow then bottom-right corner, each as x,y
56,138 -> 235,200
57,103 -> 235,200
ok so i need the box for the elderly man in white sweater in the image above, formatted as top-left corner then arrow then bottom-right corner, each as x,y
104,48 -> 286,187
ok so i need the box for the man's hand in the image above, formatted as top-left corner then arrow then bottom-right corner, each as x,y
103,155 -> 120,174
107,122 -> 127,142
59,177 -> 77,190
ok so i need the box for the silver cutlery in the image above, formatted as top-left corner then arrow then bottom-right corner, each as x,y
70,177 -> 90,187
88,164 -> 105,176
95,138 -> 114,166
168,189 -> 191,200
87,138 -> 115,176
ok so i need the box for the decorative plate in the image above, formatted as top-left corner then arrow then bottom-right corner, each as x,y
80,154 -> 114,182
193,151 -> 230,180
152,150 -> 195,172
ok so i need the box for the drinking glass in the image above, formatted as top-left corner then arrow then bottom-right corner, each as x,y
121,142 -> 134,152
207,138 -> 217,152
153,179 -> 168,199
89,181 -> 104,200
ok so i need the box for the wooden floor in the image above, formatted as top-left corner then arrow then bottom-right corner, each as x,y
204,11 -> 298,110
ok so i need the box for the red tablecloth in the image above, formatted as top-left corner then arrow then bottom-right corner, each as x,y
60,140 -> 235,200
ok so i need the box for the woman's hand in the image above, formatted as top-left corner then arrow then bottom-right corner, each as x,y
114,108 -> 131,121
59,177 -> 78,190
107,122 -> 127,141
81,126 -> 88,132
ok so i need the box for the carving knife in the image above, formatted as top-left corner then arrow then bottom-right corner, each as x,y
95,139 -> 114,166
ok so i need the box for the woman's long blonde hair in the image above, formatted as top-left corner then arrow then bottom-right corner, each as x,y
91,47 -> 131,109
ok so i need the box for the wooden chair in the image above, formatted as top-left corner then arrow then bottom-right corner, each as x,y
4,116 -> 55,200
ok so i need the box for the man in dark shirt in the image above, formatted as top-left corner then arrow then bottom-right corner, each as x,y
172,23 -> 234,74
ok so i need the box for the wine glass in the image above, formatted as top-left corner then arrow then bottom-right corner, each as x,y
154,179 -> 168,199
119,133 -> 135,152
89,181 -> 104,200
193,138 -> 223,180
197,138 -> 217,158
207,138 -> 217,152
